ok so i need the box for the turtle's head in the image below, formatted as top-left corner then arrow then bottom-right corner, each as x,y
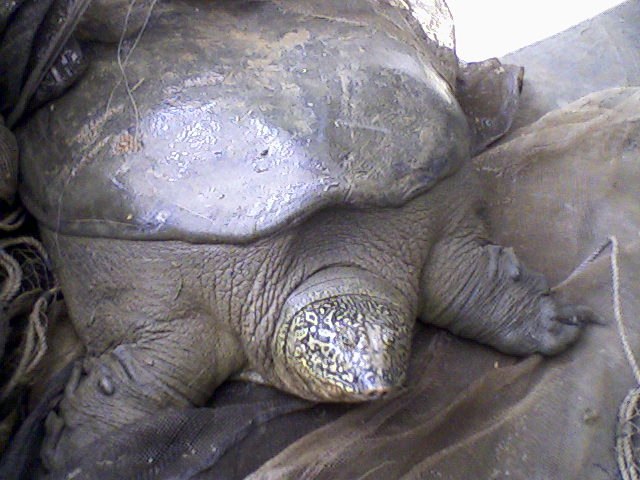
272,268 -> 413,402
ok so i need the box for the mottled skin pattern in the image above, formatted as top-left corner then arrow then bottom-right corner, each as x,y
276,295 -> 412,399
40,166 -> 593,469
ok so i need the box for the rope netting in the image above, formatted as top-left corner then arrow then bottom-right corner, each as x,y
0,233 -> 59,455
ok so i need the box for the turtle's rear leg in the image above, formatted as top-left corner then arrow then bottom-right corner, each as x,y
39,232 -> 245,471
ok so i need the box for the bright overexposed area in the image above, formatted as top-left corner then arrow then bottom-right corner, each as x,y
446,0 -> 627,61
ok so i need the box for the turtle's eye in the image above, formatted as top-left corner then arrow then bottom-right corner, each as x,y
341,331 -> 356,348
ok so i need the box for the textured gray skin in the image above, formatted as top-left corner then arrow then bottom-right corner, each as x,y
14,0 -> 594,472
39,165 -> 587,469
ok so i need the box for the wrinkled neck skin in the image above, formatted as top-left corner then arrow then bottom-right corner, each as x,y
43,164 -> 568,410
221,219 -> 425,403
237,164 -> 563,400
228,168 -> 478,402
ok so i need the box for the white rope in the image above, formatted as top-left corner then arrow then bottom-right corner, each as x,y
618,388 -> 640,480
551,238 -> 612,292
553,237 -> 639,381
553,236 -> 639,479
607,234 -> 640,480
0,289 -> 55,402
610,236 -> 640,384
106,0 -> 158,149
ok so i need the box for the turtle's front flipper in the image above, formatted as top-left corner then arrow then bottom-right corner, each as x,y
419,233 -> 598,356
38,232 -> 246,474
41,311 -> 244,473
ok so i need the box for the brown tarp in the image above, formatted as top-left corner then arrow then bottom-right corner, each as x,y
247,4 -> 640,477
248,85 -> 640,480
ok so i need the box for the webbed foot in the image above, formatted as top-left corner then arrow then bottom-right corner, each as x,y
421,241 -> 600,356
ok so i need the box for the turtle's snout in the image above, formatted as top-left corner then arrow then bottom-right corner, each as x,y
360,386 -> 392,401
273,290 -> 413,403
357,372 -> 396,400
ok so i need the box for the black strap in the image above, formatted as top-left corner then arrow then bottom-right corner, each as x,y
6,0 -> 92,128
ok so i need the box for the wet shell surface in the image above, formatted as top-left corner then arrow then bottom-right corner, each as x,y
18,0 -> 470,242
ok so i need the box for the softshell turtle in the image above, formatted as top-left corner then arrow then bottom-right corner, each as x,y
16,0 -> 594,470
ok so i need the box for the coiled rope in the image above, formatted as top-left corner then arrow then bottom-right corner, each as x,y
560,236 -> 640,479
607,235 -> 640,480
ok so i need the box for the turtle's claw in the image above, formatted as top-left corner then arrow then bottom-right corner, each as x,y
487,245 -> 522,281
555,304 -> 606,326
41,361 -> 84,471
41,411 -> 65,471
535,303 -> 604,356
64,361 -> 83,397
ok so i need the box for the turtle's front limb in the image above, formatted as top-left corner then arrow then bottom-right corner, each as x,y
38,234 -> 245,473
42,312 -> 245,474
418,226 -> 598,356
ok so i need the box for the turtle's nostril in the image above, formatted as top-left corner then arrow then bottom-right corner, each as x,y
362,386 -> 392,400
